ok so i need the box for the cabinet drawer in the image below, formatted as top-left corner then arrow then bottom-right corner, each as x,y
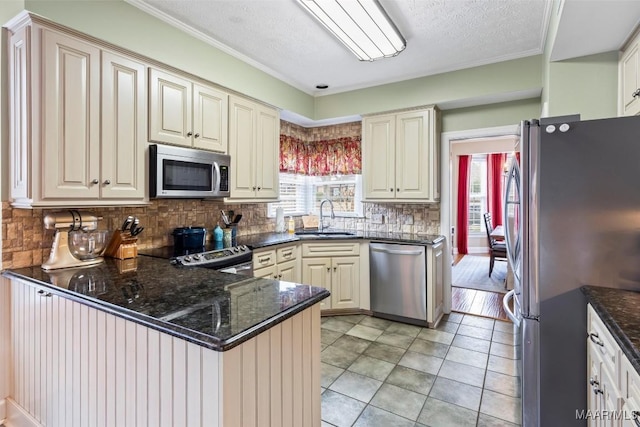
277,244 -> 298,263
588,304 -> 619,377
302,242 -> 360,257
253,249 -> 276,269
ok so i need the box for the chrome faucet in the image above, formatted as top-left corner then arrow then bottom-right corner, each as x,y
319,199 -> 335,231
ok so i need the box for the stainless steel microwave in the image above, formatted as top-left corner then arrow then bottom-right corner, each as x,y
149,144 -> 230,198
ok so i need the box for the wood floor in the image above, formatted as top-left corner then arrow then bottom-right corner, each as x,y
452,254 -> 511,322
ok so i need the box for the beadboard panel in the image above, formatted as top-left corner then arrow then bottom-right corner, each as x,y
1,277 -> 12,420
221,303 -> 322,427
7,278 -> 221,427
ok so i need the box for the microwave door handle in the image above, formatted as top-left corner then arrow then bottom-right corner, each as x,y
213,161 -> 221,192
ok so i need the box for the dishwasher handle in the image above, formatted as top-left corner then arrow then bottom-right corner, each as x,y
370,247 -> 423,256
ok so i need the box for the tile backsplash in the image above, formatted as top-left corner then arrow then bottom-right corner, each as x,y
2,199 -> 440,269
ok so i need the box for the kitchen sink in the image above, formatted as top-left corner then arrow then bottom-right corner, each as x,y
294,231 -> 356,237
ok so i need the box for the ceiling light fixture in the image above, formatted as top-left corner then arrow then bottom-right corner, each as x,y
297,0 -> 406,62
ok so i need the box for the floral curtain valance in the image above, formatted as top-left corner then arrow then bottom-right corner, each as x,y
279,135 -> 362,176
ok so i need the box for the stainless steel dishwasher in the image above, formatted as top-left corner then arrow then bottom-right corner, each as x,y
369,242 -> 427,325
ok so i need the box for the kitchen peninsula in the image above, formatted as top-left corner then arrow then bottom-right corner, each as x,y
2,256 -> 329,427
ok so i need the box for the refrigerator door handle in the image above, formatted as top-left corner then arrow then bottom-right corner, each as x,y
503,289 -> 520,327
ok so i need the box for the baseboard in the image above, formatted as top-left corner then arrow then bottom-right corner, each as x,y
0,398 -> 5,423
321,308 -> 371,317
5,399 -> 41,427
466,247 -> 490,254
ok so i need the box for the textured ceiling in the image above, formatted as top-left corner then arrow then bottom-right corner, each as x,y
129,0 -> 640,102
130,0 -> 551,95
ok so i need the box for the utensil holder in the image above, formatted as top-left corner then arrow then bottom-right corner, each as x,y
104,230 -> 138,259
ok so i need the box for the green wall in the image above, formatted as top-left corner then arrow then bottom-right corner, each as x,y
314,55 -> 544,120
442,98 -> 541,133
546,52 -> 618,119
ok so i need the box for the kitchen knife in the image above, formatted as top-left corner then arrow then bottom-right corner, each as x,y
232,214 -> 242,224
121,216 -> 134,231
130,218 -> 140,235
131,226 -> 144,236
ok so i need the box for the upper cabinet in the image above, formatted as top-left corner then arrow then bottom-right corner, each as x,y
149,68 -> 228,153
8,15 -> 148,207
619,30 -> 640,116
228,95 -> 279,201
362,106 -> 440,203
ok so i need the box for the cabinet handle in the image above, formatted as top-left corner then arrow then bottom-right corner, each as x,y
194,133 -> 200,138
259,257 -> 271,264
273,275 -> 278,279
187,131 -> 193,137
103,179 -> 111,185
589,332 -> 604,347
397,188 -> 400,192
253,186 -> 257,191
257,187 -> 261,191
592,386 -> 603,395
326,267 -> 330,272
390,188 -> 394,192
632,411 -> 640,426
92,179 -> 99,185
633,89 -> 640,98
333,267 -> 337,272
37,289 -> 52,297
283,251 -> 292,258
278,274 -> 282,279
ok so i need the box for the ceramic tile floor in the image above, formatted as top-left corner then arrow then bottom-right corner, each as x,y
320,313 -> 521,427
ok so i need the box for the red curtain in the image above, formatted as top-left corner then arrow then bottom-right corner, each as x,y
457,155 -> 471,254
487,153 -> 506,226
279,135 -> 362,176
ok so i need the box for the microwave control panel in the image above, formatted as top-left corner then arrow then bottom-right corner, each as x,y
220,166 -> 229,191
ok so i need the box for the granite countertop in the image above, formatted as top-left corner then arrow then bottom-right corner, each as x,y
3,257 -> 330,352
581,286 -> 640,372
237,230 -> 445,249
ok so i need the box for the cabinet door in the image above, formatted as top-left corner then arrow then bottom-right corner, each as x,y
621,42 -> 640,117
149,68 -> 192,147
42,29 -> 101,199
254,104 -> 279,199
193,83 -> 228,153
278,259 -> 300,283
331,257 -> 360,310
362,115 -> 395,199
254,265 -> 277,279
228,95 -> 256,198
587,342 -> 604,427
101,51 -> 146,200
396,110 -> 430,199
302,258 -> 332,310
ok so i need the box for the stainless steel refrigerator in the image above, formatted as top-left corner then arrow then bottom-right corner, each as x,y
502,116 -> 640,426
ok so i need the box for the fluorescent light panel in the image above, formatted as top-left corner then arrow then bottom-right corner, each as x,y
297,0 -> 406,61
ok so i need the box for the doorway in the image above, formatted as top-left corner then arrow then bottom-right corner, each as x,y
440,125 -> 519,320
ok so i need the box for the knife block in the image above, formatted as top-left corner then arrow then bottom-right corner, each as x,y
104,230 -> 138,259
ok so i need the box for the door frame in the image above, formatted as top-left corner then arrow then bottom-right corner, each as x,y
440,124 -> 519,313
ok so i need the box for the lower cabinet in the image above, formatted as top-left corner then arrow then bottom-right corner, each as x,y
302,256 -> 360,310
301,242 -> 362,311
253,244 -> 301,283
587,304 -> 640,426
427,241 -> 445,326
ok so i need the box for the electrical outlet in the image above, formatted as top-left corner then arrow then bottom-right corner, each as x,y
371,213 -> 384,224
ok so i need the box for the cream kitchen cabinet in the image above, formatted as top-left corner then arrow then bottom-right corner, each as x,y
228,95 -> 279,201
585,304 -> 640,426
427,241 -> 445,326
253,244 -> 301,283
149,68 -> 228,152
301,242 -> 362,311
362,106 -> 440,202
619,30 -> 640,117
7,14 -> 147,207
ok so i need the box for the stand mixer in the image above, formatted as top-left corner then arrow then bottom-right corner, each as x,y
41,210 -> 105,271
